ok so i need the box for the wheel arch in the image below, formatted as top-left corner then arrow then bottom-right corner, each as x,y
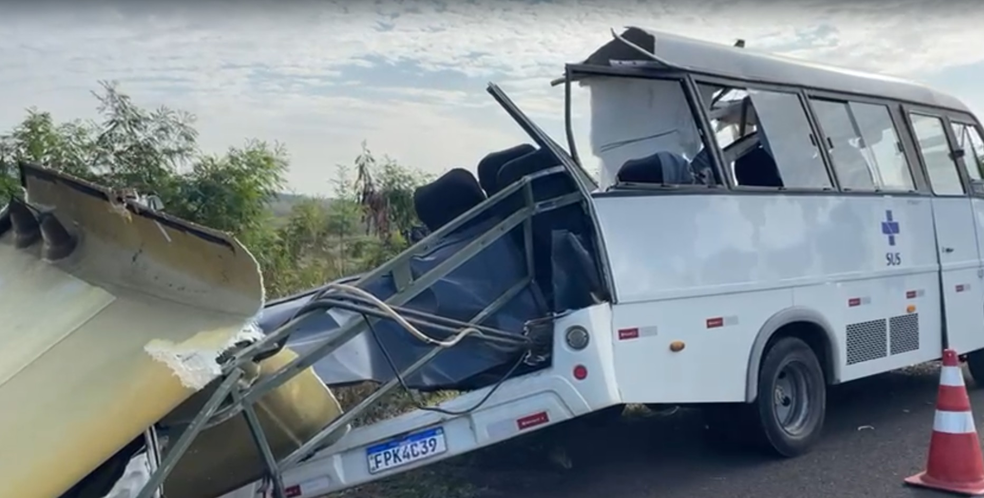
745,307 -> 840,402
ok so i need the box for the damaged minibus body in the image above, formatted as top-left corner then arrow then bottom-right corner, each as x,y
21,76 -> 620,498
10,25 -> 982,498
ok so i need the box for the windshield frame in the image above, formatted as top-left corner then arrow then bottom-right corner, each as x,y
563,63 -> 729,193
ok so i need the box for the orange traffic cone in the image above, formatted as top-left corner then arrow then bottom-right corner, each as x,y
905,349 -> 984,495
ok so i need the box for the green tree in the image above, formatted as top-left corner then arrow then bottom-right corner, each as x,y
0,109 -> 96,178
0,81 -> 287,237
88,80 -> 198,191
0,81 -> 289,286
0,110 -> 97,199
325,163 -> 365,276
0,141 -> 20,200
166,140 -> 289,237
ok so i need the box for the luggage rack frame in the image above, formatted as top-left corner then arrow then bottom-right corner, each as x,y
135,166 -> 584,498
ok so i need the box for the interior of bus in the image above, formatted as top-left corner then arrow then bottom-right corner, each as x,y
569,71 -> 921,194
259,141 -> 608,393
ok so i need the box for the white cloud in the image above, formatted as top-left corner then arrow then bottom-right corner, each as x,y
1,0 -> 982,195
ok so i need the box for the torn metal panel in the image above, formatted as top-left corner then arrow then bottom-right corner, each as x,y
0,164 -> 265,498
160,347 -> 345,498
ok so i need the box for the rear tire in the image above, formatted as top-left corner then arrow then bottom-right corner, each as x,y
751,336 -> 826,457
966,348 -> 984,387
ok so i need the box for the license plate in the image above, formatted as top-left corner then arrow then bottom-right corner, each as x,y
366,426 -> 447,474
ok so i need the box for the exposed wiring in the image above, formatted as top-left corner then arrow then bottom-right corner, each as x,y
334,284 -> 479,346
305,282 -> 484,348
283,281 -> 531,416
362,313 -> 530,416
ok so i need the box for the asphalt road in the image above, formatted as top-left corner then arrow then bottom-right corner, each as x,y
463,361 -> 983,498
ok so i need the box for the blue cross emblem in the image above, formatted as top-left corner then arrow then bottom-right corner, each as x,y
882,210 -> 900,246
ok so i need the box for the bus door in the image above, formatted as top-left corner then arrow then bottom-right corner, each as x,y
907,111 -> 984,354
950,119 -> 984,269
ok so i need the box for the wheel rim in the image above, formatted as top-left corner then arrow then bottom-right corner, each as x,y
772,360 -> 811,435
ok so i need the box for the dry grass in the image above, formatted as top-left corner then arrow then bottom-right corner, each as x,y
332,382 -> 458,427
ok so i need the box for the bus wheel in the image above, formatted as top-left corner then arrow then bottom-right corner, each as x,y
965,348 -> 984,387
752,336 -> 826,457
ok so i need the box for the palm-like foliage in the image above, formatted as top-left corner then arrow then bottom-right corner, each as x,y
353,141 -> 430,247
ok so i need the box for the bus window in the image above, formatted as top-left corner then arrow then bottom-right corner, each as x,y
810,99 -> 876,190
699,83 -> 831,190
809,98 -> 915,192
569,75 -> 716,190
909,113 -> 964,195
951,122 -> 984,181
849,102 -> 915,191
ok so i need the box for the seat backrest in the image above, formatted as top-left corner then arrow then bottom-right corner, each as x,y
477,144 -> 536,197
496,148 -> 575,200
734,145 -> 783,187
617,153 -> 665,184
413,168 -> 487,233
496,148 -> 593,310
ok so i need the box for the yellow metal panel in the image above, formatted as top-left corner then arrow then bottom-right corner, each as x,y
0,165 -> 265,498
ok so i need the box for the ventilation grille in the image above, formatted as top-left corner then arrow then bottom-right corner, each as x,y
890,313 -> 920,355
846,318 -> 888,365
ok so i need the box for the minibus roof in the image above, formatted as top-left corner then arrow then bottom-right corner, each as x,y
571,27 -> 971,114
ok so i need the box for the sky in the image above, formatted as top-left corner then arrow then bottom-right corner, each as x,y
1,0 -> 983,196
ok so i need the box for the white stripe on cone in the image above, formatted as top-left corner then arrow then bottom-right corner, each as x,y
934,410 -> 977,434
941,365 -> 966,387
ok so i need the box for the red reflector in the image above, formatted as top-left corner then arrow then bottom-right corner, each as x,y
706,317 -> 724,328
517,411 -> 550,431
848,298 -> 861,307
573,364 -> 588,380
618,328 -> 640,340
906,290 -> 917,299
285,485 -> 302,498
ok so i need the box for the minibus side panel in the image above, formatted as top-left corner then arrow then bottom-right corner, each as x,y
593,192 -> 941,403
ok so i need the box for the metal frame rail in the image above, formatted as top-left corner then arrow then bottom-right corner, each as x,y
134,167 -> 583,498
